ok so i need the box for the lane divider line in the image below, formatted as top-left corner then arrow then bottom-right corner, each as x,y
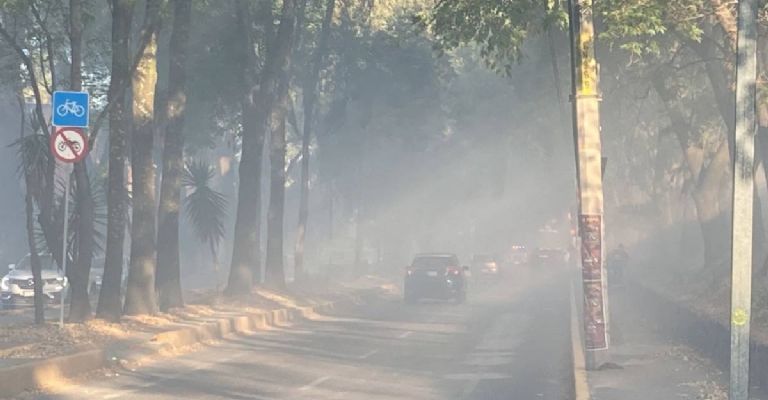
358,349 -> 379,359
299,376 -> 330,391
398,331 -> 413,339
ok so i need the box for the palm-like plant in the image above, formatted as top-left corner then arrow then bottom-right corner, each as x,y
13,133 -> 50,200
13,133 -> 52,251
183,160 -> 228,290
13,132 -> 50,324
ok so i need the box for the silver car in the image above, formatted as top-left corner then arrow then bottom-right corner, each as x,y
1,254 -> 67,308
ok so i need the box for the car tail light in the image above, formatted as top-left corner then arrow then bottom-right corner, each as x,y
446,267 -> 461,275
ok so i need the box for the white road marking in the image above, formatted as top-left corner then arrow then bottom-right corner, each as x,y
359,349 -> 379,359
398,331 -> 412,339
100,351 -> 250,399
299,376 -> 331,391
445,372 -> 511,380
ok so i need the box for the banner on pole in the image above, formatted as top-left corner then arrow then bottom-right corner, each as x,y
580,214 -> 607,350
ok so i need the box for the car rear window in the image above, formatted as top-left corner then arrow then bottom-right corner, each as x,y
412,256 -> 457,269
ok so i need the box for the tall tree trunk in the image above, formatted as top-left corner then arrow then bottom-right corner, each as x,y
226,1 -> 262,294
124,0 -> 161,315
16,93 -> 45,325
692,140 -> 731,270
227,101 -> 264,293
227,0 -> 298,293
70,163 -> 94,321
25,177 -> 45,325
295,0 -> 335,281
97,0 -> 135,321
156,0 -> 191,312
264,0 -> 300,288
67,0 -> 94,322
265,114 -> 287,287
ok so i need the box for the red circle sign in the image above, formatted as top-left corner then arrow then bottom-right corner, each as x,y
50,127 -> 88,163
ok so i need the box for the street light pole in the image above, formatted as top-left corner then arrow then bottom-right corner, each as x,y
567,0 -> 609,369
730,0 -> 758,398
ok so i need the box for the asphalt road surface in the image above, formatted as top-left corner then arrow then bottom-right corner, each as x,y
25,266 -> 572,400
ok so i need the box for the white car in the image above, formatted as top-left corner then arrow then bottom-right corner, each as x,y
1,254 -> 67,308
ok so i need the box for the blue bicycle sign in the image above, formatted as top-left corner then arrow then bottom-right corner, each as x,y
52,91 -> 89,127
56,99 -> 86,118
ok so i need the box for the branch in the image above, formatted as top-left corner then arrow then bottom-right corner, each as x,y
36,39 -> 51,94
673,57 -> 727,72
88,0 -> 162,146
285,151 -> 303,177
287,92 -> 300,134
30,0 -> 57,92
0,20 -> 49,135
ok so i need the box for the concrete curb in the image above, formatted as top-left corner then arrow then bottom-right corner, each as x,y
0,300 -> 341,398
570,282 -> 591,400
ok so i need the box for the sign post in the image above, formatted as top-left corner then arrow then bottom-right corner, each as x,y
50,90 -> 89,327
59,172 -> 70,329
50,127 -> 88,328
730,0 -> 758,398
567,0 -> 609,369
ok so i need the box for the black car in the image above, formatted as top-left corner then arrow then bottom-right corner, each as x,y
404,253 -> 468,304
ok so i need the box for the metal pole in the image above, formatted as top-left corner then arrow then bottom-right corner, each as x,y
59,169 -> 70,329
567,0 -> 609,369
730,0 -> 758,398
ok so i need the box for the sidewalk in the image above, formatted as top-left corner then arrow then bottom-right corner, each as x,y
585,284 -> 739,400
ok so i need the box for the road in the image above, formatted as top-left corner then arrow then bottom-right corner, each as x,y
24,266 -> 572,400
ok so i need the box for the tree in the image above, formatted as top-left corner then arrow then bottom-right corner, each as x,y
0,2 -> 56,324
16,102 -> 47,325
97,0 -> 135,321
598,0 -> 739,275
156,0 -> 192,312
124,0 -> 163,315
265,114 -> 288,287
226,0 -> 262,295
423,0 -> 551,76
264,0 -> 301,288
227,0 -> 299,293
294,0 -> 336,281
68,0 -> 96,322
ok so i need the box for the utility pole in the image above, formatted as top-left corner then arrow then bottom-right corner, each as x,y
730,0 -> 758,398
567,0 -> 609,369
